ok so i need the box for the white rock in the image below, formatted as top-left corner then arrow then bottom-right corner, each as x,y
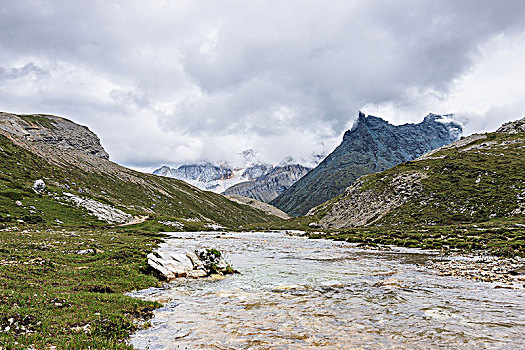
58,193 -> 132,224
76,249 -> 95,255
186,251 -> 204,269
187,269 -> 208,278
32,179 -> 46,193
147,253 -> 177,279
169,253 -> 194,270
147,248 -> 235,280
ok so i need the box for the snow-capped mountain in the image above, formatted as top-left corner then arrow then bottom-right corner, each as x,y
152,149 -> 314,200
153,162 -> 269,193
223,164 -> 311,203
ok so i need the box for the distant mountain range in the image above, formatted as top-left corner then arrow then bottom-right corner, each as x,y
223,164 -> 310,202
152,151 -> 318,203
271,112 -> 463,216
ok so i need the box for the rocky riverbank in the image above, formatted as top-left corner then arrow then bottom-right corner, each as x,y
425,254 -> 525,288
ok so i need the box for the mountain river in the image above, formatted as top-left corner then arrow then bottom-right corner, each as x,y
128,231 -> 525,349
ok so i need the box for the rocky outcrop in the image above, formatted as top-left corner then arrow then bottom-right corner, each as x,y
226,195 -> 290,219
313,172 -> 427,228
496,117 -> 525,134
0,112 -> 109,159
224,164 -> 310,203
271,112 -> 462,216
58,192 -> 133,224
32,179 -> 46,194
147,248 -> 237,280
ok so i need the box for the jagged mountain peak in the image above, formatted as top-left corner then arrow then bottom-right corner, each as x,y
423,112 -> 462,128
312,118 -> 525,229
271,111 -> 463,216
348,111 -> 383,134
278,156 -> 296,167
345,112 -> 462,142
152,165 -> 172,177
241,148 -> 257,161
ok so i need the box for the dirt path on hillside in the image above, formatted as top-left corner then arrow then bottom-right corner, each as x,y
117,215 -> 149,227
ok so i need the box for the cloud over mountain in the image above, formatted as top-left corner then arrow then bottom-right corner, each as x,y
1,0 -> 525,168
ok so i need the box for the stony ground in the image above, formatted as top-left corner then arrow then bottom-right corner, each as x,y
425,254 -> 525,288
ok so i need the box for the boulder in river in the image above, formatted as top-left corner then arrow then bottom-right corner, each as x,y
147,248 -> 238,281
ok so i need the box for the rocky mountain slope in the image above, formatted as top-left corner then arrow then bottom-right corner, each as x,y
226,195 -> 290,219
271,112 -> 462,216
310,117 -> 525,229
223,164 -> 310,202
0,112 -> 279,229
0,112 -> 109,159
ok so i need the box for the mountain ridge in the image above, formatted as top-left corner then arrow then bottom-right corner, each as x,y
310,117 -> 525,229
223,164 -> 310,202
153,161 -> 311,203
271,112 -> 462,216
0,111 -> 109,159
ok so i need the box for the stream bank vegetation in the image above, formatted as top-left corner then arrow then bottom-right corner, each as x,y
0,226 -> 164,349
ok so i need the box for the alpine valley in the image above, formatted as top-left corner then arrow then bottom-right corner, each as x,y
4,2 -> 525,349
1,110 -> 524,350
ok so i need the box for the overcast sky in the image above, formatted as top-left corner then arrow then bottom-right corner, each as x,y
1,0 -> 525,170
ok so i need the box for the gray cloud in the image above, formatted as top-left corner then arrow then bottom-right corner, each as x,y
0,0 -> 524,168
0,62 -> 48,80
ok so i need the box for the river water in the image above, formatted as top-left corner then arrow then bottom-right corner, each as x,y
129,231 -> 525,349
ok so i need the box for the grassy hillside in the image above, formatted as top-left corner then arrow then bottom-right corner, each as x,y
305,129 -> 525,256
373,132 -> 522,226
0,133 -> 278,230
